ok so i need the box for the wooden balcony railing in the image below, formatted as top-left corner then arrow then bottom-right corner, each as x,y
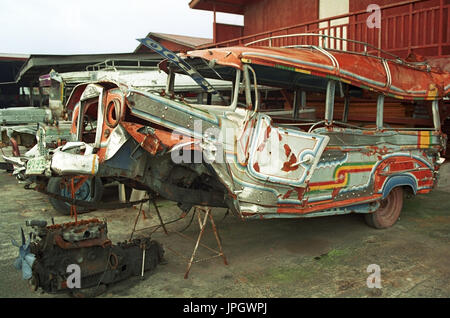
199,0 -> 449,59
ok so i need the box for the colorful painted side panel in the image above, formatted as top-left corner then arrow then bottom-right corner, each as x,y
231,126 -> 442,218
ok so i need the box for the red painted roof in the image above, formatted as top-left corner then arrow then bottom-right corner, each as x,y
185,46 -> 450,100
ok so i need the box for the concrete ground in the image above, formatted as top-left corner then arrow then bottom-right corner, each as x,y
0,163 -> 449,298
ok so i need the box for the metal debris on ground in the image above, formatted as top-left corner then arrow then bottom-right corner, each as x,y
12,218 -> 164,297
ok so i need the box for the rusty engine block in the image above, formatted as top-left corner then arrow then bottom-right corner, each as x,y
20,218 -> 164,296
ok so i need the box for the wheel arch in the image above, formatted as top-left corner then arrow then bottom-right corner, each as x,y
381,174 -> 417,199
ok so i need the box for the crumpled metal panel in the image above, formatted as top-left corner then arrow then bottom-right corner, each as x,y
50,151 -> 99,176
103,124 -> 131,160
127,89 -> 219,138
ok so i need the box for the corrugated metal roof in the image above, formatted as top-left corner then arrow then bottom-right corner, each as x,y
150,32 -> 212,48
15,52 -> 161,86
0,53 -> 30,61
134,32 -> 212,52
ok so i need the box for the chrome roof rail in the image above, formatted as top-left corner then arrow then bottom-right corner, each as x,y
244,33 -> 431,70
86,59 -> 161,72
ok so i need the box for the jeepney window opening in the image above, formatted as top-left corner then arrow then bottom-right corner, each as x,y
243,64 -> 260,114
166,58 -> 240,109
333,92 -> 439,132
181,68 -> 242,111
237,65 -> 436,133
76,99 -> 98,143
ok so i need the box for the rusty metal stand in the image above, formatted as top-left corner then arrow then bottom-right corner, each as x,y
164,206 -> 228,279
130,201 -> 228,279
128,203 -> 228,279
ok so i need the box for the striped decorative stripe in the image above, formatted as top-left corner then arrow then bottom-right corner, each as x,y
418,131 -> 432,149
309,162 -> 375,191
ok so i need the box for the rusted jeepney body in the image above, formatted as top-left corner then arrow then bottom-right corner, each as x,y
15,40 -> 450,228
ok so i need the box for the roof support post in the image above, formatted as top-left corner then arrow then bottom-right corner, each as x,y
29,86 -> 34,106
376,94 -> 384,130
325,80 -> 336,124
293,89 -> 300,119
342,95 -> 349,123
166,69 -> 175,94
94,88 -> 105,149
301,91 -> 307,108
213,4 -> 217,44
432,100 -> 441,131
243,65 -> 253,108
293,90 -> 307,119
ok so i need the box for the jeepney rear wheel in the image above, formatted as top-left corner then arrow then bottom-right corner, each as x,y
47,177 -> 103,215
365,187 -> 404,229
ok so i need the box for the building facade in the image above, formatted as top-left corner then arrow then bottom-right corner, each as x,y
190,0 -> 449,59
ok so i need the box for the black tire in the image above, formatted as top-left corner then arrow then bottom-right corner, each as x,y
365,187 -> 404,229
47,177 -> 104,215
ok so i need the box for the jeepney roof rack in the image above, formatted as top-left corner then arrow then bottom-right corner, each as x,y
86,59 -> 161,72
244,33 -> 431,70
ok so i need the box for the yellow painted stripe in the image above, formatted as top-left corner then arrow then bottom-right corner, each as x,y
92,155 -> 97,175
418,131 -> 431,148
295,68 -> 311,74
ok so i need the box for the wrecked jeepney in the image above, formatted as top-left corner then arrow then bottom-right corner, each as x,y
4,65 -> 232,214
8,36 -> 450,229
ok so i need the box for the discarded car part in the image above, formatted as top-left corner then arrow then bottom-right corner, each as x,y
0,107 -> 52,125
14,218 -> 164,296
12,227 -> 35,280
47,177 -> 103,215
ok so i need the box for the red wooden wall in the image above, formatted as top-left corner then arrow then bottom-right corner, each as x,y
216,23 -> 244,43
242,0 -> 319,36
